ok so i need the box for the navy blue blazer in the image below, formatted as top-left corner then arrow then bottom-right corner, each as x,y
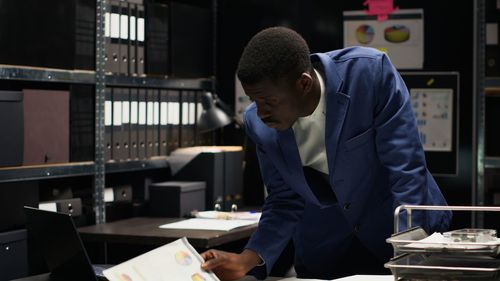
243,47 -> 451,278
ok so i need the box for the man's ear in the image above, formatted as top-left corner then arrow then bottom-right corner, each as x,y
296,72 -> 313,95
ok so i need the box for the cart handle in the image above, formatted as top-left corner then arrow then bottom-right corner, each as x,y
394,205 -> 500,233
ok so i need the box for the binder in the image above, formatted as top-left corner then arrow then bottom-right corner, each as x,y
167,90 -> 180,153
180,91 -> 195,147
109,1 -> 121,74
129,88 -> 139,160
152,89 -> 160,156
180,91 -> 187,147
120,88 -> 131,161
188,91 -> 197,146
146,89 -> 155,157
195,94 -> 204,145
128,3 -> 137,75
137,3 -> 145,76
23,89 -> 69,165
112,88 -> 123,161
119,3 -> 129,75
104,8 -> 112,73
105,88 -> 113,161
138,88 -> 147,159
159,89 -> 168,156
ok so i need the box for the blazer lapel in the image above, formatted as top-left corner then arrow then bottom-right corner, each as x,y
311,53 -> 350,183
325,92 -> 350,182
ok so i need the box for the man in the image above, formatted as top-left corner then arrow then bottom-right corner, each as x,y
201,27 -> 451,280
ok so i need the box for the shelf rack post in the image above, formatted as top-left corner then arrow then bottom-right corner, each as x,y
94,0 -> 107,224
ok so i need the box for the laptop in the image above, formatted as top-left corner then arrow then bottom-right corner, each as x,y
24,206 -> 109,281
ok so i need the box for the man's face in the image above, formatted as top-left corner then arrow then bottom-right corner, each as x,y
243,78 -> 304,131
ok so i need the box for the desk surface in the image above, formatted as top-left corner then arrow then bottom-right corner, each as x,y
12,273 -> 393,281
78,217 -> 257,248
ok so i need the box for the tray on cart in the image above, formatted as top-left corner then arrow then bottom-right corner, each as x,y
387,227 -> 500,256
385,253 -> 500,280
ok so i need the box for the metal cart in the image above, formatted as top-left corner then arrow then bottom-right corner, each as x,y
385,205 -> 500,280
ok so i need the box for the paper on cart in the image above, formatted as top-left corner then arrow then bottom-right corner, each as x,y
276,275 -> 393,281
406,232 -> 500,250
103,237 -> 220,281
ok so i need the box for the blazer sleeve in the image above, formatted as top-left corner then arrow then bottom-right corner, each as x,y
373,53 -> 449,232
243,109 -> 305,279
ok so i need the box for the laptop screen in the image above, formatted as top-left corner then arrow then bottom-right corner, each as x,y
24,207 -> 98,281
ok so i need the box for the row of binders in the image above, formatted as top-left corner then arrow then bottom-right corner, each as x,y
105,88 -> 203,162
104,0 -> 168,76
104,0 -> 145,76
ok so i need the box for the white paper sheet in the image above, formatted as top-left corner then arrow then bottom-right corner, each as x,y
405,232 -> 500,250
410,88 -> 453,152
103,237 -> 219,281
159,218 -> 257,232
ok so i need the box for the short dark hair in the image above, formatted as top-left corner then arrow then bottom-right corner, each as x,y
237,26 -> 311,85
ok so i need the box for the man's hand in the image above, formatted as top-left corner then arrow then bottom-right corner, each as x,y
200,249 -> 262,281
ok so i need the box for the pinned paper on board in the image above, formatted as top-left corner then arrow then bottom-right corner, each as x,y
363,0 -> 398,21
343,9 -> 424,69
410,88 -> 453,152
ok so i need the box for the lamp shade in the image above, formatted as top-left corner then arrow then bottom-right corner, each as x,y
198,92 -> 232,133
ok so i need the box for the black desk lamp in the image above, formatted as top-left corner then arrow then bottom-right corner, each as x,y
198,92 -> 240,133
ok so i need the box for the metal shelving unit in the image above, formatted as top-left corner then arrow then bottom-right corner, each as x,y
105,157 -> 169,174
105,74 -> 213,90
0,0 -> 216,224
94,0 -> 107,224
0,162 -> 95,183
0,65 -> 96,84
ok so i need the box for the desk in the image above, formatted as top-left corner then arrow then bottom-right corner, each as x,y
10,274 -> 276,281
78,217 -> 257,249
12,273 -> 393,281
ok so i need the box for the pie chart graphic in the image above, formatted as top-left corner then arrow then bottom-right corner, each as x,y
384,25 -> 410,43
175,250 -> 193,266
191,273 -> 206,281
355,25 -> 375,44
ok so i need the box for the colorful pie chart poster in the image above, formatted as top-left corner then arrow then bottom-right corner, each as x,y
343,9 -> 423,69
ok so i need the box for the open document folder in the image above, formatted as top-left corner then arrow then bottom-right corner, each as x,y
103,237 -> 219,281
